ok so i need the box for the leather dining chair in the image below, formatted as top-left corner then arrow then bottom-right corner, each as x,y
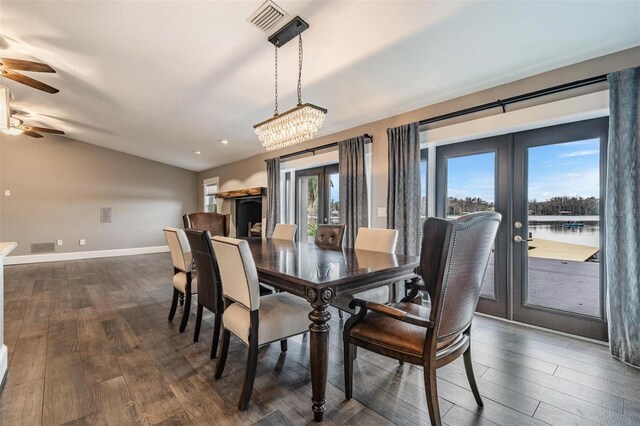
342,212 -> 501,426
185,229 -> 224,358
163,227 -> 197,332
331,227 -> 399,318
211,236 -> 310,411
270,223 -> 297,241
183,212 -> 230,237
314,224 -> 345,249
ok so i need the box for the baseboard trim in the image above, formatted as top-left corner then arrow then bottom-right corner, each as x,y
4,246 -> 169,265
0,345 -> 7,393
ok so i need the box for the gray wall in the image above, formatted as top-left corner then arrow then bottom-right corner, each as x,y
0,134 -> 197,256
198,47 -> 640,228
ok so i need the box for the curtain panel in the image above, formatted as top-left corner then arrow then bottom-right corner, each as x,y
387,122 -> 421,256
266,157 -> 281,238
339,135 -> 369,248
606,66 -> 640,368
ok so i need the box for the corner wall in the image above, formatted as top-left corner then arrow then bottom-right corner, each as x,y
0,134 -> 197,257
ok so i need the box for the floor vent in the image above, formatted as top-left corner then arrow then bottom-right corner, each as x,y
31,242 -> 56,254
248,0 -> 287,33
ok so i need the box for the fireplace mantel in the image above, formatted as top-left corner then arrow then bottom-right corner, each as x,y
216,187 -> 266,199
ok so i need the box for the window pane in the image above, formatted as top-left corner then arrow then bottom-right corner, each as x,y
526,139 -> 600,316
329,172 -> 340,224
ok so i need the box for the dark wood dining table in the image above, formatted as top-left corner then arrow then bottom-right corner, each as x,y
245,238 -> 420,422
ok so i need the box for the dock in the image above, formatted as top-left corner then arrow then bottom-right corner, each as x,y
528,238 -> 598,262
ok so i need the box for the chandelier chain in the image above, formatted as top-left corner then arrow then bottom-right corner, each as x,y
297,26 -> 303,105
274,43 -> 279,116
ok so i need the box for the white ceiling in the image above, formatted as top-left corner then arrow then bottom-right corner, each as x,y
1,1 -> 638,172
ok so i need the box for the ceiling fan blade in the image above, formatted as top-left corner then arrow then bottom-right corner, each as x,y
0,58 -> 55,73
22,130 -> 43,138
24,126 -> 64,135
2,70 -> 59,94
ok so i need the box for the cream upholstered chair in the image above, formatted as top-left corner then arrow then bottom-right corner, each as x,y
331,227 -> 399,318
270,223 -> 297,241
163,227 -> 197,332
211,236 -> 309,411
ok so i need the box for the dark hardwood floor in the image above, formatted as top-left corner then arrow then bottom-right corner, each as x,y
0,253 -> 638,425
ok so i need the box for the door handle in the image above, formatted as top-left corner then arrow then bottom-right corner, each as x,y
514,235 -> 525,243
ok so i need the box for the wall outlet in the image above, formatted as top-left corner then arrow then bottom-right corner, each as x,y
377,207 -> 387,218
4,190 -> 10,197
56,240 -> 63,246
79,239 -> 86,246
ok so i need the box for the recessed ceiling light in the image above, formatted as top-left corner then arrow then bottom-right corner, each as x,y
193,150 -> 201,155
219,139 -> 229,144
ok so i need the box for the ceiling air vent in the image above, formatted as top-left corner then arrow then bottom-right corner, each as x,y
248,0 -> 288,34
31,242 -> 56,254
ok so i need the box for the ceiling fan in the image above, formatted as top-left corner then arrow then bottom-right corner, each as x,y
2,115 -> 65,138
0,58 -> 59,94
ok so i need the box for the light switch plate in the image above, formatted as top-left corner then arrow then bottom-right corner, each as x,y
377,207 -> 387,217
79,239 -> 86,246
57,240 -> 63,246
4,190 -> 10,196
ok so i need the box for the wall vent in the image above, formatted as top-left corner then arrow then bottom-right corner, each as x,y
31,242 -> 56,254
248,0 -> 287,33
100,207 -> 112,224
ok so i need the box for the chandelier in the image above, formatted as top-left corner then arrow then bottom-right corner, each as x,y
254,17 -> 327,151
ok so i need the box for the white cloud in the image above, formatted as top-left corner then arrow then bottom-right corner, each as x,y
559,150 -> 599,158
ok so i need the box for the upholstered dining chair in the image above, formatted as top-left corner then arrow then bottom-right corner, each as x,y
331,227 -> 399,318
270,223 -> 297,241
211,236 -> 310,411
185,229 -> 224,358
163,227 -> 197,332
314,224 -> 346,249
183,212 -> 230,237
343,212 -> 501,426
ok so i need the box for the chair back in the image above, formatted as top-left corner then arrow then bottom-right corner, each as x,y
271,224 -> 297,241
183,212 -> 230,237
314,224 -> 345,249
354,228 -> 398,253
422,212 -> 501,340
211,236 -> 261,311
163,227 -> 192,272
185,229 -> 223,313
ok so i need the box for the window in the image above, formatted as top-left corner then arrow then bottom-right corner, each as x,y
420,148 -> 428,222
203,178 -> 219,213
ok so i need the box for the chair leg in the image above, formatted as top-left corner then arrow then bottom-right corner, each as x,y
280,339 -> 287,353
215,330 -> 230,380
463,342 -> 484,407
238,340 -> 259,411
193,304 -> 203,343
210,312 -> 222,359
343,341 -> 354,400
179,292 -> 184,306
338,310 -> 344,319
424,365 -> 441,426
178,289 -> 191,332
168,288 -> 179,321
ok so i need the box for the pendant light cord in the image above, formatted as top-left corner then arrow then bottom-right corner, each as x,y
274,42 -> 279,116
297,26 -> 303,105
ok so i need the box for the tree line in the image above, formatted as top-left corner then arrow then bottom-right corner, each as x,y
447,196 -> 599,216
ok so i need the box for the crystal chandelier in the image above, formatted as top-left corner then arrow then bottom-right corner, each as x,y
254,17 -> 327,151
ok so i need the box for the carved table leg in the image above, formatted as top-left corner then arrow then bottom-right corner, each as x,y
307,287 -> 334,422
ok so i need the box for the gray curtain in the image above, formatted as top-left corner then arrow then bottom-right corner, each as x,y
387,122 -> 421,256
339,135 -> 369,248
606,66 -> 640,368
266,157 -> 280,238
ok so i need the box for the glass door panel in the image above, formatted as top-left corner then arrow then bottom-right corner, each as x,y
295,164 -> 339,243
297,173 -> 320,243
436,136 -> 509,318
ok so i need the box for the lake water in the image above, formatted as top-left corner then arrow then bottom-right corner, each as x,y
528,219 -> 600,248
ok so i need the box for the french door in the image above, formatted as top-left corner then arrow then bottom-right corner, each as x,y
295,165 -> 339,243
436,118 -> 608,340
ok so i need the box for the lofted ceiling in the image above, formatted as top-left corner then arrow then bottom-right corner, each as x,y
1,1 -> 638,171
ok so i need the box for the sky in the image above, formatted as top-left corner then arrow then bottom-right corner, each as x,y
441,138 -> 600,202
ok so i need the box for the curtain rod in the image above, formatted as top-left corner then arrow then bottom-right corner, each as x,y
265,133 -> 373,162
419,74 -> 608,126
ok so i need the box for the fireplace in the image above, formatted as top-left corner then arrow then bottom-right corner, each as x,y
235,197 -> 263,238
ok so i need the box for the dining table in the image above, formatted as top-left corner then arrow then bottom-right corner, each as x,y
245,238 -> 420,422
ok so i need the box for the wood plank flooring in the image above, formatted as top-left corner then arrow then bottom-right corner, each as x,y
0,253 -> 638,425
